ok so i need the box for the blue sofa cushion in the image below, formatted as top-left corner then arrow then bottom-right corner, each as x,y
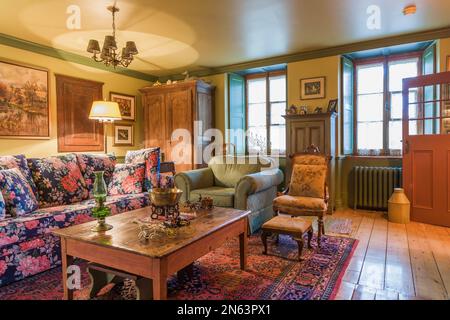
0,168 -> 38,217
0,155 -> 37,198
0,192 -> 5,220
76,154 -> 117,195
108,163 -> 145,195
125,147 -> 160,191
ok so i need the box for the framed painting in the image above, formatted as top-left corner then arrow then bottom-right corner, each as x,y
113,123 -> 134,146
0,60 -> 49,139
110,92 -> 136,121
300,77 -> 326,100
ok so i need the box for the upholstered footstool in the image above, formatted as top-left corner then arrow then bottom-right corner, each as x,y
261,215 -> 313,261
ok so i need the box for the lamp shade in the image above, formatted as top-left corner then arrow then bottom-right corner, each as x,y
89,101 -> 122,122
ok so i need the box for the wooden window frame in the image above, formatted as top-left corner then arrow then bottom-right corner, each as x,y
353,52 -> 423,156
245,70 -> 287,155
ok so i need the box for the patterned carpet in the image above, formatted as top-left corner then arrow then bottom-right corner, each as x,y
0,234 -> 357,300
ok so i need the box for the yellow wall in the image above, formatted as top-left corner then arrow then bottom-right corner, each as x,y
0,44 -> 150,158
439,37 -> 450,72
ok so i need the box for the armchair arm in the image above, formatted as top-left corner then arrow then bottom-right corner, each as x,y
174,168 -> 214,202
235,169 -> 284,209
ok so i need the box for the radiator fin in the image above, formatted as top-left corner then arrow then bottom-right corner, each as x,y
354,166 -> 402,211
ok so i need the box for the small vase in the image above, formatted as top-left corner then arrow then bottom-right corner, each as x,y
91,171 -> 113,232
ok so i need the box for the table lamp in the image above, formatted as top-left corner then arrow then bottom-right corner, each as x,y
89,100 -> 122,153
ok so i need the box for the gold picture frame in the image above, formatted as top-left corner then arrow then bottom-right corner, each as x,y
113,123 -> 134,146
0,59 -> 50,139
300,77 -> 326,100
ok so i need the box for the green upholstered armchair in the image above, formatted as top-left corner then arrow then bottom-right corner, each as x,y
174,156 -> 284,234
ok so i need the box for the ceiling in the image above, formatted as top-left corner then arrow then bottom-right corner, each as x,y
1,0 -> 450,77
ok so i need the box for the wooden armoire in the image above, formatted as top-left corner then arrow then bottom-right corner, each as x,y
140,80 -> 215,172
283,112 -> 337,212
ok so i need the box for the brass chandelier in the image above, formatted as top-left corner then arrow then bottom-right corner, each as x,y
87,5 -> 138,68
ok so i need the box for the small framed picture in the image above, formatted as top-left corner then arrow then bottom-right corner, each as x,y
113,123 -> 134,146
110,92 -> 136,121
300,77 -> 325,100
327,99 -> 338,113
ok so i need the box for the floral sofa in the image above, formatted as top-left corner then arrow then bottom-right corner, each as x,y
0,148 -> 166,287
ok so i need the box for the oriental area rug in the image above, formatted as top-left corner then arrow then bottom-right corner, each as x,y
0,234 -> 357,300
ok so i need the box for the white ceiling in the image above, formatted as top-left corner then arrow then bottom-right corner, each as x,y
1,0 -> 449,76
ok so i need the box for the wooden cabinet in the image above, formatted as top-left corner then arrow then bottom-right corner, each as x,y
55,75 -> 104,152
140,80 -> 215,172
284,112 -> 337,212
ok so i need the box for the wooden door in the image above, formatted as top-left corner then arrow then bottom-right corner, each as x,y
166,89 -> 193,172
55,75 -> 104,152
143,93 -> 167,156
290,120 -> 325,153
403,71 -> 450,227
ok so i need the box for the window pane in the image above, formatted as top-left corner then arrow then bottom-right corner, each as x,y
248,126 -> 267,153
357,122 -> 383,150
357,64 -> 384,94
389,59 -> 418,92
269,75 -> 286,102
248,103 -> 266,127
248,78 -> 266,104
270,102 -> 285,125
357,93 -> 383,122
390,92 -> 402,119
270,125 -> 286,154
389,120 -> 402,150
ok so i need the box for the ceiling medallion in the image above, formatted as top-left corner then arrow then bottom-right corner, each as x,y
87,5 -> 138,68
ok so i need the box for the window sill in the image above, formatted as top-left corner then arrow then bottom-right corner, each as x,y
344,155 -> 403,160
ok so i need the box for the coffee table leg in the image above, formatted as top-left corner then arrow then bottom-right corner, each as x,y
239,224 -> 248,270
61,238 -> 74,300
153,260 -> 168,300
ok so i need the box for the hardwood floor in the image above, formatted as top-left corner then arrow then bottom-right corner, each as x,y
327,209 -> 450,300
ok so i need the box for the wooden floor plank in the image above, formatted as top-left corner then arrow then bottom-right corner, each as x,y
358,215 -> 387,290
333,281 -> 356,300
352,285 -> 376,300
384,222 -> 415,296
406,222 -> 447,300
421,224 -> 450,298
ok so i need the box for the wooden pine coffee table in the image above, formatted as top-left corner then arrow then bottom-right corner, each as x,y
53,206 -> 249,300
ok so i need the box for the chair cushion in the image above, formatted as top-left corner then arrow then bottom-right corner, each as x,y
289,164 -> 327,198
292,154 -> 327,166
125,147 -> 160,191
262,215 -> 312,234
27,154 -> 89,208
0,168 -> 38,217
76,154 -> 117,195
273,195 -> 327,215
108,163 -> 145,195
190,187 -> 235,208
0,155 -> 37,197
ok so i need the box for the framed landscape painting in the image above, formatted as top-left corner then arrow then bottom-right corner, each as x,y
300,77 -> 326,100
113,123 -> 134,146
110,92 -> 136,121
0,60 -> 49,138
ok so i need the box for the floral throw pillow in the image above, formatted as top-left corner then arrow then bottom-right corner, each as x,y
76,154 -> 117,194
289,164 -> 327,199
28,154 -> 89,208
0,168 -> 38,217
0,191 -> 5,220
108,163 -> 145,195
125,147 -> 160,191
0,155 -> 37,197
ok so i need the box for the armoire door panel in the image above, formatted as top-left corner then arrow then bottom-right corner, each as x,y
144,94 -> 166,149
56,75 -> 103,152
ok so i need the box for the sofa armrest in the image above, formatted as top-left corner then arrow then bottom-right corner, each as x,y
174,168 -> 214,202
235,169 -> 284,208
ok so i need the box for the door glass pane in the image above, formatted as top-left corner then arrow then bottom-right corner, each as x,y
389,120 -> 402,150
270,125 -> 286,154
248,103 -> 266,127
270,102 -> 285,125
269,75 -> 286,102
357,64 -> 384,94
248,78 -> 266,104
357,93 -> 383,122
357,122 -> 383,150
